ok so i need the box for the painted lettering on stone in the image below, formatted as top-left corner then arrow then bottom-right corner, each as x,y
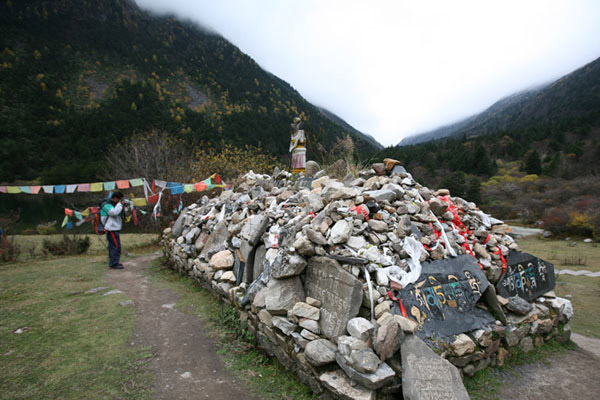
496,251 -> 555,302
395,255 -> 494,338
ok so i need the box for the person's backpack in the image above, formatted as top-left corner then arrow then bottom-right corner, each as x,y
93,199 -> 109,235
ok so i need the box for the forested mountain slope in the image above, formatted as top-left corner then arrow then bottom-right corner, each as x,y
0,0 -> 380,183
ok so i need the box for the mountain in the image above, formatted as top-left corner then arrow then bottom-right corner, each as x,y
0,0 -> 381,184
317,107 -> 383,150
399,56 -> 600,145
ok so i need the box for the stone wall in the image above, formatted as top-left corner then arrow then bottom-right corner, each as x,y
161,163 -> 573,400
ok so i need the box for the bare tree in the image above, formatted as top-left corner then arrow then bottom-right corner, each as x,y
104,129 -> 196,184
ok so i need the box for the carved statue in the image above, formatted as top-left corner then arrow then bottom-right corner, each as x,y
289,116 -> 306,174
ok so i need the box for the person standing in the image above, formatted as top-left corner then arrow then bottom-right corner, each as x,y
100,191 -> 130,269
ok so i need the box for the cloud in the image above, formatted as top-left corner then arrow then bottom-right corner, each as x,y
136,0 -> 600,145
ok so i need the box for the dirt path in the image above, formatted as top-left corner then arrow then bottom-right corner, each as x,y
497,336 -> 600,400
106,254 -> 259,400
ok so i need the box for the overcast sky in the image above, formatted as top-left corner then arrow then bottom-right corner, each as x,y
136,0 -> 600,146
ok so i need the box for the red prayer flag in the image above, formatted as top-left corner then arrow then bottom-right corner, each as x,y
195,182 -> 208,192
64,208 -> 74,216
30,186 -> 42,194
148,194 -> 159,205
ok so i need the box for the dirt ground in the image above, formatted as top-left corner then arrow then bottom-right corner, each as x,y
106,255 -> 259,400
107,255 -> 600,400
496,341 -> 600,400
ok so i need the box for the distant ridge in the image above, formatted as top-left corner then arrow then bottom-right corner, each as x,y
399,56 -> 600,146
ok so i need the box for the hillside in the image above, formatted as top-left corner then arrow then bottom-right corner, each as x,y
0,0 -> 380,184
317,106 -> 383,150
400,56 -> 600,145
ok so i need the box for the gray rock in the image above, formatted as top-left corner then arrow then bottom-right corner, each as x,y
265,277 -> 306,315
451,334 -> 476,357
253,245 -> 267,281
292,302 -> 320,320
305,160 -> 321,178
171,211 -> 186,237
336,353 -> 395,390
271,253 -> 307,279
330,219 -> 352,244
293,234 -> 316,256
305,339 -> 337,366
401,334 -> 469,400
119,300 -> 134,307
347,318 -> 374,342
393,315 -> 418,333
240,215 -> 269,246
429,198 -> 449,216
375,319 -> 400,361
319,370 -> 375,400
209,250 -> 234,270
506,295 -> 533,315
368,219 -> 388,233
200,221 -> 230,259
305,193 -> 325,213
272,316 -> 297,336
519,337 -> 534,353
102,289 -> 123,296
322,181 -> 359,201
299,318 -> 321,334
305,257 -> 363,338
347,235 -> 368,251
304,228 -> 328,245
364,189 -> 397,203
301,329 -> 321,341
85,286 -> 108,294
258,309 -> 273,327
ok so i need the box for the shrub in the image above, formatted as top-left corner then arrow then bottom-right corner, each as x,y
0,235 -> 21,263
36,221 -> 58,235
567,211 -> 594,237
42,234 -> 90,256
542,207 -> 570,234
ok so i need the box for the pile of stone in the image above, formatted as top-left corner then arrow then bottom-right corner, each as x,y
162,159 -> 572,400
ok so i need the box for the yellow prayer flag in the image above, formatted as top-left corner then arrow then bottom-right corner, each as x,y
132,198 -> 147,207
81,208 -> 91,217
184,184 -> 195,193
7,186 -> 21,194
90,182 -> 103,192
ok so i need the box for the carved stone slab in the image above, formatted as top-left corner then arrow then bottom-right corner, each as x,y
304,256 -> 363,339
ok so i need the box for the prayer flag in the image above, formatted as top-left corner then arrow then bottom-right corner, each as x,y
77,183 -> 90,192
66,184 -> 77,193
61,215 -> 69,228
195,182 -> 207,192
129,178 -> 144,187
54,185 -> 66,194
132,198 -> 147,207
74,211 -> 83,220
30,186 -> 42,194
7,186 -> 21,194
184,184 -> 194,193
19,186 -> 32,194
170,185 -> 184,195
0,186 -> 6,193
103,181 -> 116,191
116,180 -> 130,189
81,208 -> 91,217
42,185 -> 54,194
148,194 -> 159,204
90,182 -> 103,192
154,180 -> 167,188
66,222 -> 74,229
64,208 -> 74,216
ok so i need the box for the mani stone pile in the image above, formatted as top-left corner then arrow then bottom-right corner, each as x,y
162,159 -> 573,400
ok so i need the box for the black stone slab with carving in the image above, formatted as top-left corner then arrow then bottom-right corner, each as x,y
496,251 -> 555,302
392,255 -> 495,339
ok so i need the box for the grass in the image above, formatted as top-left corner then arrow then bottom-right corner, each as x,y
0,254 -> 154,399
518,237 -> 600,338
148,260 -> 318,400
464,340 -> 576,400
11,233 -> 159,261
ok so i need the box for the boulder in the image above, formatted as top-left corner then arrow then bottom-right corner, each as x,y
292,302 -> 320,320
240,215 -> 269,246
319,370 -> 375,400
329,220 -> 352,244
209,250 -> 234,270
265,277 -> 306,315
336,353 -> 395,390
305,339 -> 337,366
347,318 -> 374,342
